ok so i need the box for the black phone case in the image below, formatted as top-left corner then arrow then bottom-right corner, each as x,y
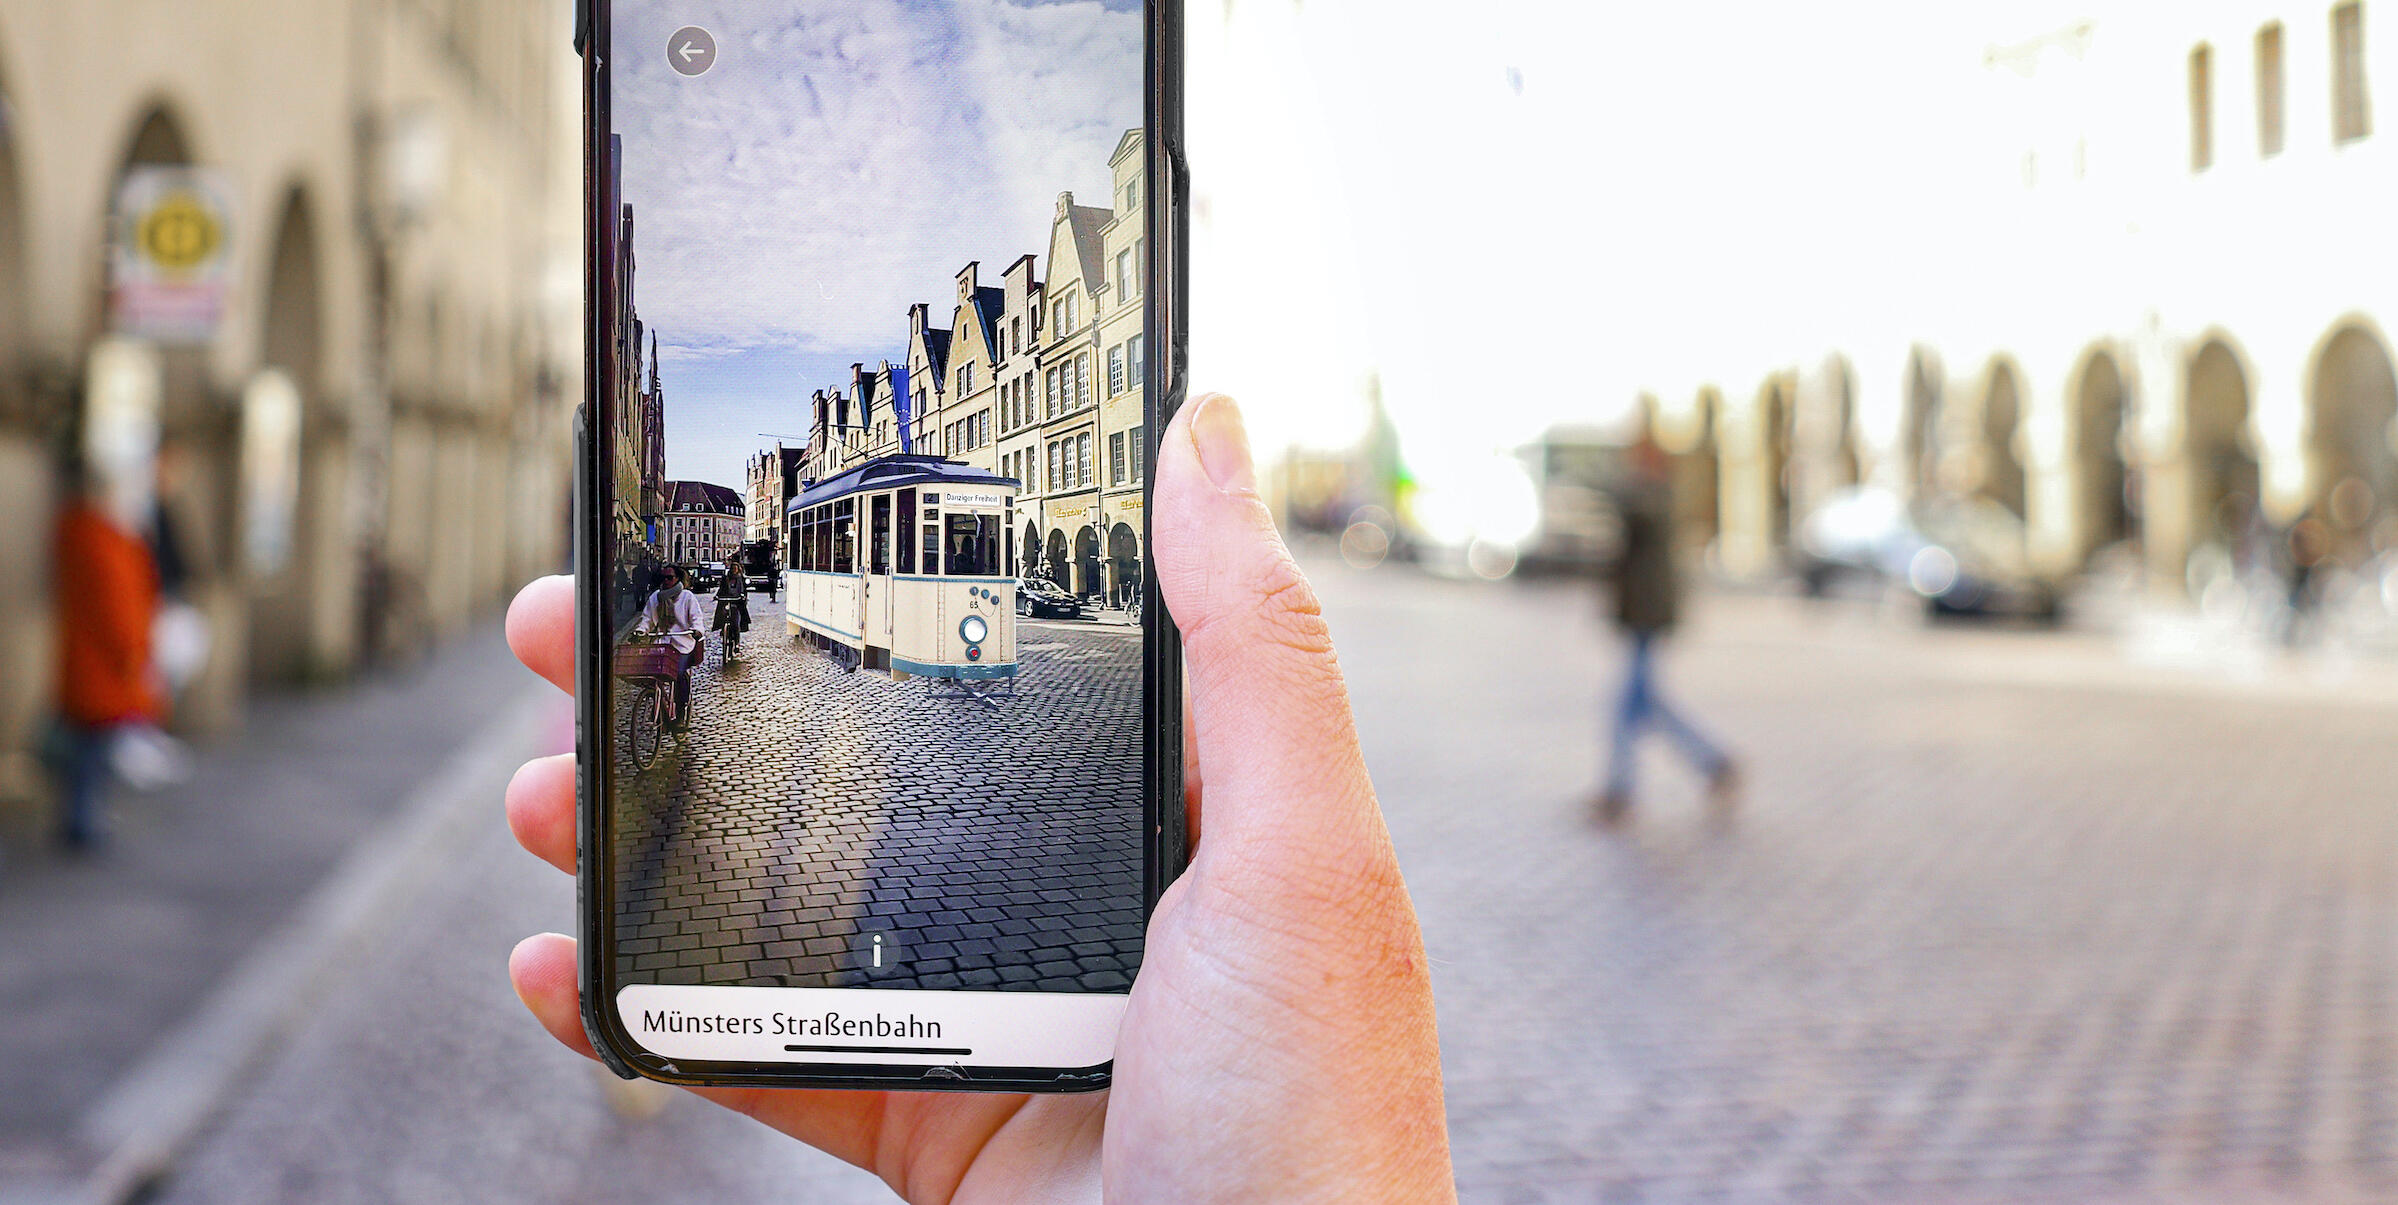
571,0 -> 1187,1092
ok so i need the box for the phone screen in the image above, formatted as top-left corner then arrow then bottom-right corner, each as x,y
592,0 -> 1157,1081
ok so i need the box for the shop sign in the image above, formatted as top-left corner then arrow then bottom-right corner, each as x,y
110,167 -> 234,343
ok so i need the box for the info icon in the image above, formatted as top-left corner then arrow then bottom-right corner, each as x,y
855,927 -> 907,979
667,26 -> 717,77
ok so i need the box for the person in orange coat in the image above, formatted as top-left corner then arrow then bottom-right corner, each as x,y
51,463 -> 164,850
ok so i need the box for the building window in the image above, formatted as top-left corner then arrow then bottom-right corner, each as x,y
1109,345 -> 1126,396
1076,355 -> 1091,408
1078,432 -> 1093,489
2189,43 -> 2214,171
1012,317 -> 1022,355
958,363 -> 975,395
1129,424 -> 1144,483
1128,334 -> 1146,385
1123,178 -> 1139,213
1111,431 -> 1127,485
1048,441 -> 1063,492
1117,249 -> 1135,300
2335,1 -> 2373,143
2257,23 -> 2286,157
1046,366 -> 1061,418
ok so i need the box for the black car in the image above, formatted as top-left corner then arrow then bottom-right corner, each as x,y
1017,576 -> 1082,619
1795,486 -> 2063,623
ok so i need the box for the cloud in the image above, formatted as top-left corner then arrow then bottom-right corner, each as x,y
614,0 -> 1141,369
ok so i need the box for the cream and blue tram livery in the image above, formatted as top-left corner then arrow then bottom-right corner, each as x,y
784,455 -> 1021,681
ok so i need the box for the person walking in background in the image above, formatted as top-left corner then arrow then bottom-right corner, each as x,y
1596,431 -> 1738,825
49,459 -> 165,851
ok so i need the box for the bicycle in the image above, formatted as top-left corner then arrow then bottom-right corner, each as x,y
715,595 -> 747,668
613,638 -> 689,773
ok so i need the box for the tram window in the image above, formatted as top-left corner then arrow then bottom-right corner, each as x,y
1005,507 -> 1016,577
896,489 -> 917,573
870,494 -> 892,575
945,513 -> 1000,577
832,503 -> 856,574
922,513 -> 941,576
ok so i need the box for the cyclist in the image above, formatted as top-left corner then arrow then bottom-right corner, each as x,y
712,562 -> 749,659
632,563 -> 704,728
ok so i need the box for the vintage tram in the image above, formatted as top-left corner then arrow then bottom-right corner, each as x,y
784,455 -> 1021,687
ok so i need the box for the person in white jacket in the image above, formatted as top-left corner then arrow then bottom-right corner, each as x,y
632,563 -> 704,727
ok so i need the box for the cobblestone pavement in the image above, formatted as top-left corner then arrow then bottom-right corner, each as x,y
1310,559 -> 2398,1204
607,596 -> 1146,993
100,556 -> 2398,1203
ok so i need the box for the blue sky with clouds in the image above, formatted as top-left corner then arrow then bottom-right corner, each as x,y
614,0 -> 1142,494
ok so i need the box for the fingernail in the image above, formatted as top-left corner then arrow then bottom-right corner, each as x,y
1191,394 -> 1255,493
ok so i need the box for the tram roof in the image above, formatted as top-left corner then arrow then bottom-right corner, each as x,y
788,455 -> 1019,514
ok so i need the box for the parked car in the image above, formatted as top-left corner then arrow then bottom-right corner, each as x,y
1796,486 -> 2064,623
1016,575 -> 1082,619
690,561 -> 724,590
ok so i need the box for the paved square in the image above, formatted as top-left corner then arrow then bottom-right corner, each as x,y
606,597 -> 1145,992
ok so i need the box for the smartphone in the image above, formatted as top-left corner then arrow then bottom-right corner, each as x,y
572,0 -> 1184,1091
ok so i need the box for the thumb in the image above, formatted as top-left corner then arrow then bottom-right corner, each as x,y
1151,394 -> 1380,867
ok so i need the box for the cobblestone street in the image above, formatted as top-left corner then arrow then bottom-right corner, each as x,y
1321,559 -> 2398,1204
607,596 -> 1146,993
72,555 -> 2398,1204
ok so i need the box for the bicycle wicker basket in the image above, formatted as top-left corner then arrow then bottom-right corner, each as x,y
613,642 -> 685,678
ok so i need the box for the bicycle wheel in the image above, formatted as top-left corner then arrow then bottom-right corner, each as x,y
628,681 -> 664,771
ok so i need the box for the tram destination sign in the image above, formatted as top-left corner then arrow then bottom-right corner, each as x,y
928,490 -> 1007,511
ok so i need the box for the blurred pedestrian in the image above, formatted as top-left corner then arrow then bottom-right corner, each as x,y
1596,432 -> 1737,825
2280,513 -> 2328,648
146,441 -> 210,704
632,563 -> 702,727
48,458 -> 165,850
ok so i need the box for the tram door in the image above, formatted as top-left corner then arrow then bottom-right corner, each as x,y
866,493 -> 894,659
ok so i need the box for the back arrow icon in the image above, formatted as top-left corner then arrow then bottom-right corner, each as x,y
678,41 -> 702,61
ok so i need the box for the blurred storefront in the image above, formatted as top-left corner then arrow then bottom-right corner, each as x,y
0,0 -> 580,797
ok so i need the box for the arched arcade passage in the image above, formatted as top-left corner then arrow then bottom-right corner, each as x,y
1978,360 -> 2027,518
2308,325 -> 2398,561
2070,349 -> 2135,563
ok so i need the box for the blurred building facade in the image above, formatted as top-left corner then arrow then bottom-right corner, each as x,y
0,0 -> 580,790
1654,0 -> 2397,598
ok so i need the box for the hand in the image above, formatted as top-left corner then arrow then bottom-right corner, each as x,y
501,394 -> 1455,1202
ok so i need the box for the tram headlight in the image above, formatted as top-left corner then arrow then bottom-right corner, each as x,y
959,614 -> 990,645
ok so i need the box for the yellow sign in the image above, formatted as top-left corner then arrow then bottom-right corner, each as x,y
111,167 -> 233,342
135,192 -> 225,276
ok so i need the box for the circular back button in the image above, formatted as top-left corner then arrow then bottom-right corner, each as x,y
668,26 -> 717,76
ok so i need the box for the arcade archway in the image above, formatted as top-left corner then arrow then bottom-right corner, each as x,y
1758,378 -> 1793,547
1978,361 -> 2027,518
1075,525 -> 1101,597
1108,521 -> 1140,603
246,186 -> 328,682
2070,349 -> 2134,561
2183,339 -> 2258,575
2307,324 -> 2398,559
1680,388 -> 1721,547
1903,347 -> 1943,497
